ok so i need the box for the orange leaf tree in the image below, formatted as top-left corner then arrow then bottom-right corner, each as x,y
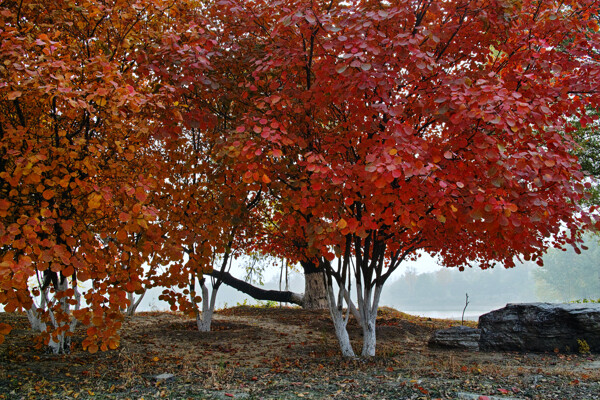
0,0 -> 213,352
213,0 -> 600,357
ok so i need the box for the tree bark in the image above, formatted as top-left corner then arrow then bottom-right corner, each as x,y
300,260 -> 328,309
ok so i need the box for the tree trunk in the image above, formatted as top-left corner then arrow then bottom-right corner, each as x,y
195,279 -> 217,332
360,285 -> 382,357
325,279 -> 356,357
208,260 -> 328,309
27,276 -> 78,354
301,260 -> 328,309
209,269 -> 304,305
126,290 -> 146,317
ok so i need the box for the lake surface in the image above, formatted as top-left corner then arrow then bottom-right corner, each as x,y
401,309 -> 497,321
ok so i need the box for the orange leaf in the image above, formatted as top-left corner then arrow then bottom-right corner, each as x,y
88,194 -> 102,209
87,343 -> 99,354
337,219 -> 348,229
108,338 -> 119,350
62,265 -> 75,277
116,229 -> 128,242
0,323 -> 11,335
42,189 -> 54,200
135,187 -> 148,202
261,174 -> 271,184
7,91 -> 22,100
119,212 -> 131,222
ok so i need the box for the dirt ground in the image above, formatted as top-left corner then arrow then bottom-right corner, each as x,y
1,306 -> 599,400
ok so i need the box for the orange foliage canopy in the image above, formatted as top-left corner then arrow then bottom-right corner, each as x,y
0,0 -> 214,350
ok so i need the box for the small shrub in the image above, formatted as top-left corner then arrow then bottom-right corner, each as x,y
577,339 -> 591,354
571,298 -> 600,304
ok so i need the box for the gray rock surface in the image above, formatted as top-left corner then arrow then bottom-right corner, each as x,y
479,303 -> 600,353
457,393 -> 524,400
429,325 -> 481,351
153,373 -> 176,382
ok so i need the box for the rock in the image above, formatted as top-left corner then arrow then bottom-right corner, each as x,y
479,303 -> 600,353
582,360 -> 600,369
457,393 -> 524,400
153,373 -> 176,382
429,325 -> 481,351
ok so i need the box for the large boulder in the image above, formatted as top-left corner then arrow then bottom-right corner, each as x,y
479,303 -> 600,353
429,326 -> 481,351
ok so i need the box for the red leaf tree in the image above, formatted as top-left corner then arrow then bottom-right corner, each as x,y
214,0 -> 600,356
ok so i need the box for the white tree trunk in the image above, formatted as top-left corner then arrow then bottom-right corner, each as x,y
337,284 -> 363,328
360,285 -> 382,357
325,279 -> 356,357
26,306 -> 46,333
126,290 -> 146,317
195,280 -> 218,332
27,278 -> 80,354
50,278 -> 72,354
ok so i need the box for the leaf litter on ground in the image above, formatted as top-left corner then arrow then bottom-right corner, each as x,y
1,306 -> 599,399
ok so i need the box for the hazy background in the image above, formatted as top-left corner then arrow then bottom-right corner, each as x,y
137,234 -> 600,320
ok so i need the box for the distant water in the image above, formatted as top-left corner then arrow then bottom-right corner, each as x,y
401,309 -> 493,321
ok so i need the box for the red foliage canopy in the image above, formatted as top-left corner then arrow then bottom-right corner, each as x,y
1,0 -> 600,352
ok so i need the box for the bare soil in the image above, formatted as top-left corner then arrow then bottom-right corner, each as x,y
1,306 -> 599,399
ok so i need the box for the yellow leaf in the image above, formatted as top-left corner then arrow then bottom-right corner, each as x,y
337,218 -> 348,229
388,148 -> 398,156
96,97 -> 107,107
